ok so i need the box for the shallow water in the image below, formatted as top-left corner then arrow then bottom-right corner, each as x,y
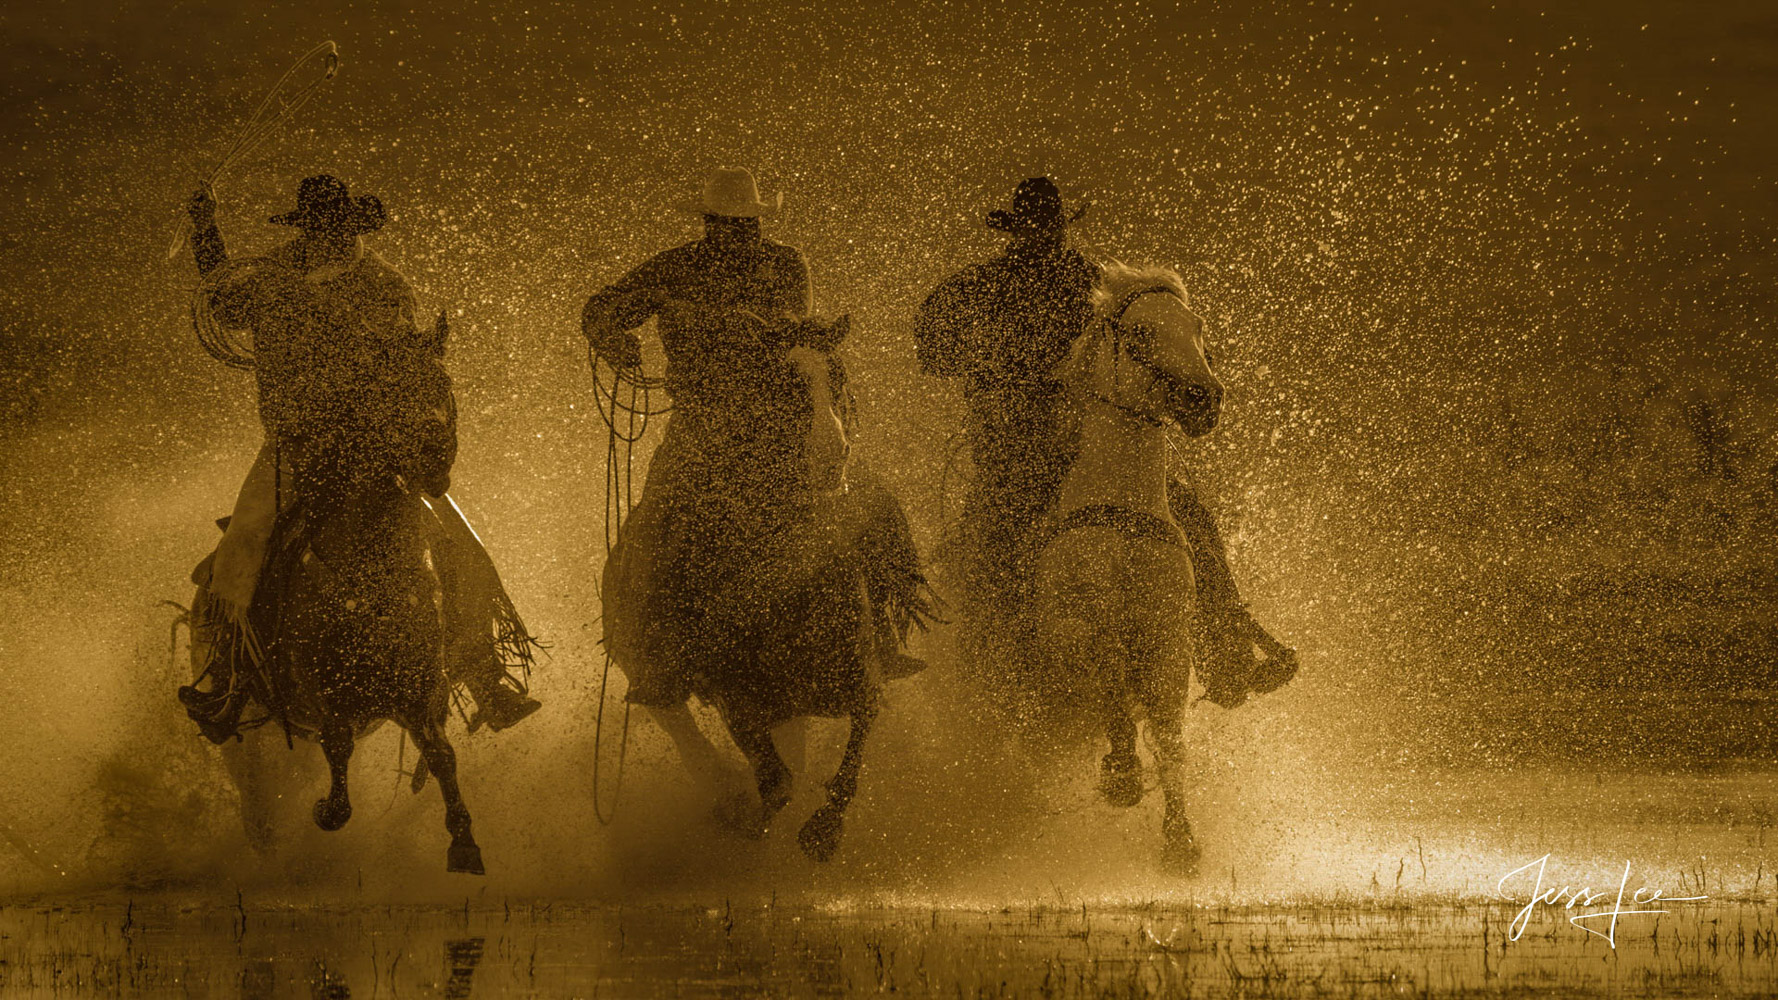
6,897 -> 1777,998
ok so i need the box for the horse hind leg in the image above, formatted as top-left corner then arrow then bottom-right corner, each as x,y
798,702 -> 877,863
1137,660 -> 1199,875
644,703 -> 751,812
409,721 -> 484,875
313,720 -> 355,832
1098,657 -> 1144,809
1064,620 -> 1142,808
226,729 -> 317,854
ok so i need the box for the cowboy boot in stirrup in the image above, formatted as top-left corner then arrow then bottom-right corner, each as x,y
179,684 -> 249,745
466,677 -> 541,733
1239,609 -> 1300,695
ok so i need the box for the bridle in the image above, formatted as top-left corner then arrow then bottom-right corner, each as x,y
732,308 -> 858,441
1086,285 -> 1196,427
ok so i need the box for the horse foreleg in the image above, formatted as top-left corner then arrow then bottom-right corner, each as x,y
720,716 -> 793,839
409,722 -> 484,875
644,702 -> 749,806
312,721 -> 354,832
798,703 -> 877,862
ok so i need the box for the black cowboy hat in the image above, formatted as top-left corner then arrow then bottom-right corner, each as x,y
986,176 -> 1088,234
269,174 -> 386,234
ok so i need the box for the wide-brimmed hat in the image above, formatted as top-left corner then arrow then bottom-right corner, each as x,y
986,176 -> 1087,234
269,174 -> 386,234
677,167 -> 782,218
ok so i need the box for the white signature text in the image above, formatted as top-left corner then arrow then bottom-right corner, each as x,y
1496,854 -> 1707,947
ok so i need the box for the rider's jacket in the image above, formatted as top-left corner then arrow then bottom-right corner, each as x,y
581,223 -> 811,409
914,236 -> 1100,482
206,242 -> 454,491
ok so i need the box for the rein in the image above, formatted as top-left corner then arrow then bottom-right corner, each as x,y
1084,285 -> 1187,427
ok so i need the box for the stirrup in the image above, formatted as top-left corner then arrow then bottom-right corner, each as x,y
180,686 -> 246,745
468,687 -> 542,733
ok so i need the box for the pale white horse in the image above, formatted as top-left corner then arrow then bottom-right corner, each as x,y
1032,262 -> 1224,873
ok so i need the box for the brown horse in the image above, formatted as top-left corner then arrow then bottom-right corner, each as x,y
602,308 -> 928,861
188,456 -> 484,874
1031,262 -> 1225,874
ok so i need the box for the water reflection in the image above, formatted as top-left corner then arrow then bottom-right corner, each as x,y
5,900 -> 1778,998
444,937 -> 485,998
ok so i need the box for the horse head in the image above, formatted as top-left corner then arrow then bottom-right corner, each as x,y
1067,263 -> 1224,436
711,308 -> 858,496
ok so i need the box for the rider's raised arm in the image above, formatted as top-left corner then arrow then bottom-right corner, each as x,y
913,268 -> 982,378
186,186 -> 264,334
188,186 -> 228,278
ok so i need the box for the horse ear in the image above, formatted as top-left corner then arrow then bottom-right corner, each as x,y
830,314 -> 851,346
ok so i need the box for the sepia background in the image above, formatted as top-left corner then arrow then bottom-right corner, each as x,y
1,0 -> 1774,930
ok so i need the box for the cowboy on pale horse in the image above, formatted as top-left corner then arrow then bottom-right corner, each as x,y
1033,263 -> 1228,872
177,175 -> 540,746
915,176 -> 1296,708
583,169 -> 932,830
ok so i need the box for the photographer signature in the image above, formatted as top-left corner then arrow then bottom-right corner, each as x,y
1496,854 -> 1708,947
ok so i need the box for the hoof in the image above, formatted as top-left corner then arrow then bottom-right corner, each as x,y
1098,752 -> 1144,808
447,840 -> 485,876
313,797 -> 351,832
1162,814 -> 1201,877
760,767 -> 793,823
712,789 -> 767,840
798,804 -> 844,862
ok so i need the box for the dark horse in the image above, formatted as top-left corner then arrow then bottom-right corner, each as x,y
604,307 -> 925,861
199,446 -> 485,875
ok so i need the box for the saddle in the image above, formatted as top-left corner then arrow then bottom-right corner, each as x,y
182,491 -> 541,745
180,510 -> 309,744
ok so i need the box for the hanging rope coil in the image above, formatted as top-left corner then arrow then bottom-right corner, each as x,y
167,41 -> 341,262
190,255 -> 295,370
587,339 -> 669,825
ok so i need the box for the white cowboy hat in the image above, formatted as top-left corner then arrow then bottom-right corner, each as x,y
677,166 -> 783,218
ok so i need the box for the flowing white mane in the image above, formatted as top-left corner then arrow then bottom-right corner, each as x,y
1092,261 -> 1189,320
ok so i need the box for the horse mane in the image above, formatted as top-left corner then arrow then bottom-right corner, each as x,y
1091,261 -> 1189,321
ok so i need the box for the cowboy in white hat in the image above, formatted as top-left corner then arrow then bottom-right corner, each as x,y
580,167 -> 812,709
586,167 -> 805,370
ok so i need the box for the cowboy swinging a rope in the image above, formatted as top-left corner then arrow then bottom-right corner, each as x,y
177,174 -> 541,742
